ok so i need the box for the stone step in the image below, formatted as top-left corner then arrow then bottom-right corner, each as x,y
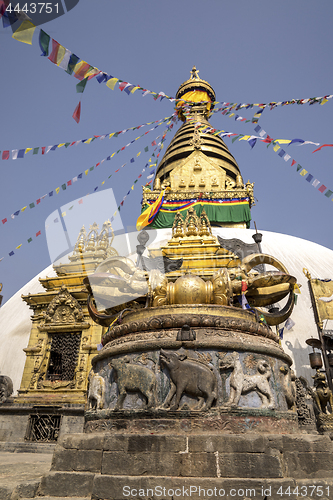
0,479 -> 39,500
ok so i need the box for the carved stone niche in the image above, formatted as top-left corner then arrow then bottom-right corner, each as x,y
39,285 -> 90,333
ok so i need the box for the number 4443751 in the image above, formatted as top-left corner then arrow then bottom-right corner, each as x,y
6,3 -> 59,14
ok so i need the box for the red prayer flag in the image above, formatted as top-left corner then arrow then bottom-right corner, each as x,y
2,150 -> 9,160
318,185 -> 327,193
74,62 -> 91,81
41,147 -> 46,155
312,144 -> 333,154
291,160 -> 296,167
119,82 -> 128,91
36,230 -> 41,236
67,180 -> 72,186
36,199 -> 41,205
261,135 -> 273,143
72,101 -> 81,124
151,140 -> 157,146
2,218 -> 7,224
241,280 -> 248,292
48,39 -> 60,64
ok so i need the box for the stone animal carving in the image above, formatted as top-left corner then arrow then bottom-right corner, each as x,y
87,369 -> 105,410
160,349 -> 217,411
109,356 -> 157,410
219,352 -> 274,409
312,371 -> 333,414
280,365 -> 296,410
0,375 -> 13,403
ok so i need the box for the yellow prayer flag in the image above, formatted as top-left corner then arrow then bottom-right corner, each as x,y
239,136 -> 250,141
273,144 -> 280,152
130,86 -> 140,93
85,170 -> 89,175
136,152 -> 141,157
229,113 -> 235,118
113,211 -> 117,216
12,20 -> 36,45
321,98 -> 328,105
84,138 -> 93,144
25,148 -> 32,154
300,169 -> 308,177
85,67 -> 100,78
275,139 -> 291,144
16,244 -> 22,250
160,144 -> 164,149
21,206 -> 27,212
131,186 -> 134,190
109,133 -> 115,138
56,45 -> 66,66
106,78 -> 118,90
101,181 -> 105,185
58,143 -> 65,148
56,187 -> 60,194
62,212 -> 66,217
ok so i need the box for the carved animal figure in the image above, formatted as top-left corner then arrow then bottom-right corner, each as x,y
109,357 -> 157,410
87,370 -> 105,410
0,375 -> 13,403
219,352 -> 274,409
160,349 -> 217,411
280,365 -> 296,410
312,371 -> 333,414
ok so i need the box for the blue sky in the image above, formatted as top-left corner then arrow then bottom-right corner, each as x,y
1,0 -> 333,304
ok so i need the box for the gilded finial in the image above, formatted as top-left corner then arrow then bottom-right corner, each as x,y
190,66 -> 200,80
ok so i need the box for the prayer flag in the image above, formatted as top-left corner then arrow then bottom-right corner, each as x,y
300,169 -> 308,177
18,149 -> 24,158
312,144 -> 333,154
48,39 -> 61,64
306,174 -> 314,183
61,184 -> 66,190
36,231 -> 41,237
73,61 -> 91,80
16,244 -> 22,249
33,148 -> 39,155
248,138 -> 257,149
9,251 -> 14,257
119,82 -> 129,91
67,180 -> 72,186
76,77 -> 88,93
2,218 -> 7,224
12,150 -> 18,160
296,164 -> 302,172
106,77 -> 118,90
318,184 -> 327,193
291,160 -> 296,167
36,198 -> 41,204
273,144 -> 280,152
59,48 -> 71,69
312,179 -> 320,188
325,190 -> 333,198
29,203 -> 35,209
2,151 -> 9,160
283,154 -> 291,162
39,30 -> 50,56
72,101 -> 81,124
56,187 -> 60,194
27,238 -> 32,243
12,20 -> 36,44
289,138 -> 304,146
56,44 -> 66,65
278,149 -> 286,157
49,191 -> 53,196
66,53 -> 80,74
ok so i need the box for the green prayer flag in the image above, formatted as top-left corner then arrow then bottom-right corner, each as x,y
39,30 -> 50,56
90,166 -> 94,171
232,135 -> 241,143
296,164 -> 302,172
144,146 -> 149,152
27,237 -> 32,243
76,77 -> 88,93
325,189 -> 333,198
29,203 -> 35,209
33,148 -> 39,155
61,184 -> 66,190
134,179 -> 138,184
65,143 -> 70,148
108,174 -> 112,179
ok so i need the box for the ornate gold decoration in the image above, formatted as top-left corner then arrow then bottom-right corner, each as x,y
189,128 -> 203,150
69,220 -> 118,264
43,286 -> 84,325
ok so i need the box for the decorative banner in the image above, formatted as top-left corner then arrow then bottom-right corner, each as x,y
5,8 -> 332,113
0,117 -> 174,226
0,115 -> 172,160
